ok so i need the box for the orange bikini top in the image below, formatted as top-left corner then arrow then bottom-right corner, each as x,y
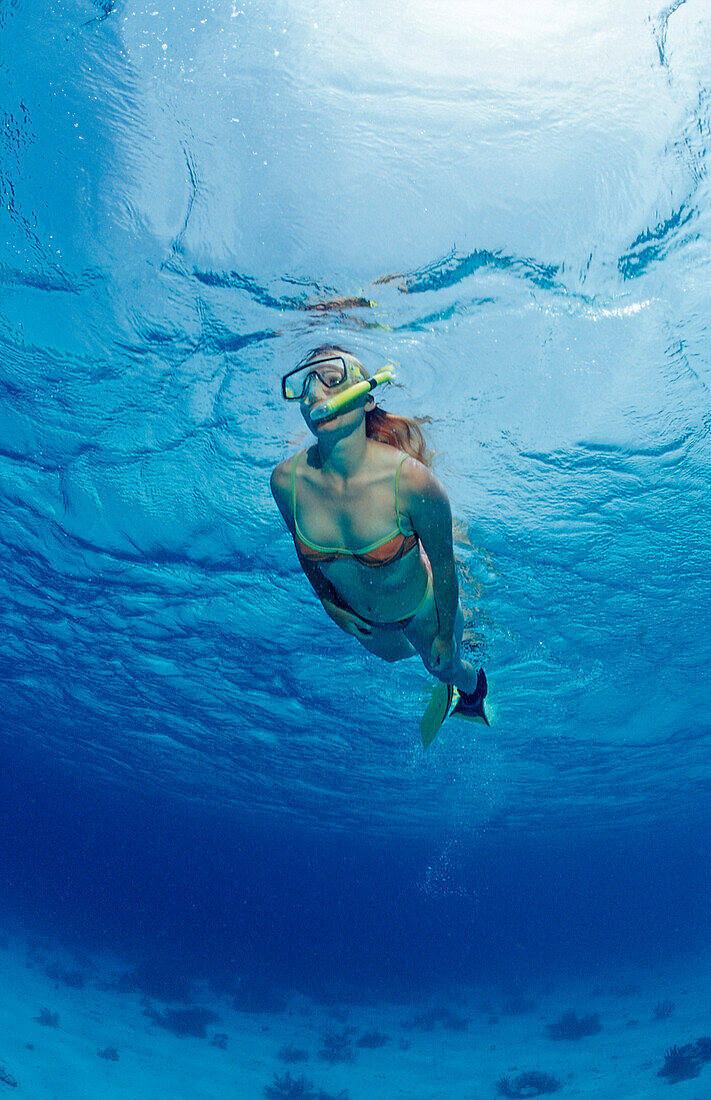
290,450 -> 420,568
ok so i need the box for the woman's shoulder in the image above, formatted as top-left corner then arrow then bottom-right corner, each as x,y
271,451 -> 306,530
271,450 -> 301,499
395,451 -> 447,503
368,441 -> 425,474
271,446 -> 321,499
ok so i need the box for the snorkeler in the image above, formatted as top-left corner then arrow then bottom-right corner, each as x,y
270,346 -> 489,747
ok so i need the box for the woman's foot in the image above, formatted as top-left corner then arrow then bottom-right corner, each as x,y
419,668 -> 490,749
451,668 -> 489,726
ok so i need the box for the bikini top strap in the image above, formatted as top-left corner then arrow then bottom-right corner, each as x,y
290,449 -> 305,528
395,453 -> 410,534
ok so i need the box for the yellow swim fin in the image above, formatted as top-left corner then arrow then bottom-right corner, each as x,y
419,669 -> 490,749
419,683 -> 456,750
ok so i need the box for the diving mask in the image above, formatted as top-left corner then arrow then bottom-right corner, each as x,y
281,356 -> 352,401
281,356 -> 395,422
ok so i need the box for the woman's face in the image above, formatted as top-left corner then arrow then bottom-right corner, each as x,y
299,357 -> 370,433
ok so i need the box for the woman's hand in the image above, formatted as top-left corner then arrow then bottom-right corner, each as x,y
429,633 -> 459,679
322,599 -> 373,638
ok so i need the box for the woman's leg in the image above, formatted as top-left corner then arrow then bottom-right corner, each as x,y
403,586 -> 480,692
355,625 -> 417,663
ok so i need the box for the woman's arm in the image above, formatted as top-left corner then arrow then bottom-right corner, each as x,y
400,460 -> 459,639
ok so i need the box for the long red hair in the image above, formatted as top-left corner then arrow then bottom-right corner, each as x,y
301,345 -> 433,468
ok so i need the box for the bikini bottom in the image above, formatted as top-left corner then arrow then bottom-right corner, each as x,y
340,568 -> 433,631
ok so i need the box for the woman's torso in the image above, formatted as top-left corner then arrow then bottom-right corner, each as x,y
291,443 -> 429,622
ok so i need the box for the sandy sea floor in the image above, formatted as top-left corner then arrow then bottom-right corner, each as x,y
1,926 -> 709,1099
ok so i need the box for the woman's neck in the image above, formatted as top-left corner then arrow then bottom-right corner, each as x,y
315,427 -> 368,481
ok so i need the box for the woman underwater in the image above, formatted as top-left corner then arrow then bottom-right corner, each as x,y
271,345 -> 489,745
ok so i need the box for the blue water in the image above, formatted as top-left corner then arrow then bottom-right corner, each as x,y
1,1 -> 710,1096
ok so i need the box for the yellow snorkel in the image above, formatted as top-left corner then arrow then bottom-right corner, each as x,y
309,366 -> 395,423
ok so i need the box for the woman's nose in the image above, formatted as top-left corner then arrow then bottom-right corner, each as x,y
304,376 -> 327,402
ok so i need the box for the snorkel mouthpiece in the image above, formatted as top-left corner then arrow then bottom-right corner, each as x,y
310,367 -> 395,423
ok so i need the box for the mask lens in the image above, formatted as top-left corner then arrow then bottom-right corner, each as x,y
282,357 -> 348,400
282,371 -> 305,400
316,362 -> 346,388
